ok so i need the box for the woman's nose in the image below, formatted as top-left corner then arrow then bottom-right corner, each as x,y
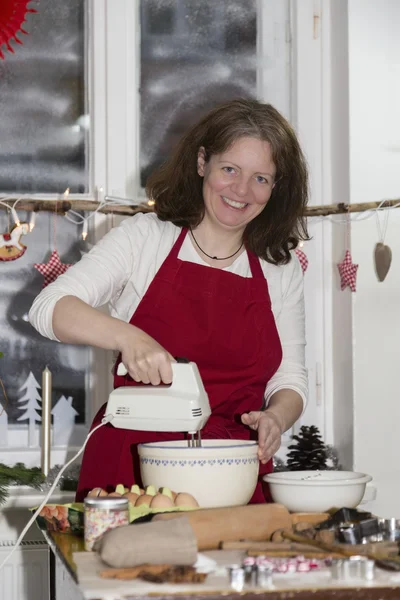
231,175 -> 249,197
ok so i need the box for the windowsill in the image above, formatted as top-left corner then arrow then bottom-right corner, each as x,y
2,486 -> 76,510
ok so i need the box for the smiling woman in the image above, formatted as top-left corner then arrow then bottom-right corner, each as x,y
29,97 -> 309,505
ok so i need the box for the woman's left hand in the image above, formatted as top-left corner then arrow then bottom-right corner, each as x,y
241,411 -> 283,464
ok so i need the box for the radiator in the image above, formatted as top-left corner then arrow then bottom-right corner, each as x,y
0,540 -> 49,600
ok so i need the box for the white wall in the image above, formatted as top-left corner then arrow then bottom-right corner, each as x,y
349,0 -> 400,517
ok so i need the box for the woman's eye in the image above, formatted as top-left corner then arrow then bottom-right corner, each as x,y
256,175 -> 269,184
223,166 -> 235,174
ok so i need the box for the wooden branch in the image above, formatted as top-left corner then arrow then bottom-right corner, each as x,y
0,199 -> 153,216
305,198 -> 400,217
0,197 -> 399,218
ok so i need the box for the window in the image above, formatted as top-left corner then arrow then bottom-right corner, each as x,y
140,0 -> 258,185
0,0 -> 91,456
1,0 -> 326,460
0,0 -> 89,194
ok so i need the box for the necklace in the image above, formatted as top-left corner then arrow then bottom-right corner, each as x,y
190,229 -> 243,261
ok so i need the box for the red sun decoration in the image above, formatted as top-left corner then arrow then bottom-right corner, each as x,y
0,0 -> 38,60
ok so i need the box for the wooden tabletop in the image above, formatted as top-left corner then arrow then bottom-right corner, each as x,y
44,531 -> 400,600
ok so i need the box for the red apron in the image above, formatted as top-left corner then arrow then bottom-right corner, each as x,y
76,227 -> 282,502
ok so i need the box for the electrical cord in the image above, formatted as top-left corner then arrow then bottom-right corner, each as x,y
0,413 -> 114,572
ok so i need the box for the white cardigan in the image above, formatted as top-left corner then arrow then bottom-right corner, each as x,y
29,213 -> 308,411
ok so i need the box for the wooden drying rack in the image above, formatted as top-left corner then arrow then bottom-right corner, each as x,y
0,198 -> 399,218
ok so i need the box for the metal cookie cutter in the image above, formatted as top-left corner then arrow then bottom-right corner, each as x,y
227,565 -> 245,592
331,556 -> 375,581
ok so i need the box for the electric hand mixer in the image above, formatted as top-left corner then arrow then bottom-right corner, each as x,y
105,360 -> 211,447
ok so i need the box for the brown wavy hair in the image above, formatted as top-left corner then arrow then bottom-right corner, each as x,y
146,98 -> 309,265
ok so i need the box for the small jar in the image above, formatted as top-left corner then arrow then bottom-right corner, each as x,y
84,496 -> 129,551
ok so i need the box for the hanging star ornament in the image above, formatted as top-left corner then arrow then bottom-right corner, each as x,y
0,0 -> 38,60
34,250 -> 73,288
295,248 -> 309,274
337,249 -> 359,292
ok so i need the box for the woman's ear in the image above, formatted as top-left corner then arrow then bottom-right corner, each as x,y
197,147 -> 206,177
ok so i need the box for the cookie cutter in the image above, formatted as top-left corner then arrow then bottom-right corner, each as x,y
331,555 -> 375,581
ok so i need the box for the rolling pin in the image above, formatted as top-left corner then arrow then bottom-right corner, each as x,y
153,503 -> 292,550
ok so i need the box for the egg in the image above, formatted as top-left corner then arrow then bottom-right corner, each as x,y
150,494 -> 174,509
108,492 -> 122,497
135,494 -> 153,507
87,487 -> 108,498
174,492 -> 199,508
124,492 -> 139,505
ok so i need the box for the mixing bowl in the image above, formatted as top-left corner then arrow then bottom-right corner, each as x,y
263,470 -> 372,512
138,439 -> 259,508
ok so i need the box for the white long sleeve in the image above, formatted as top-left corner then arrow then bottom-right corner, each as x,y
29,212 -> 308,409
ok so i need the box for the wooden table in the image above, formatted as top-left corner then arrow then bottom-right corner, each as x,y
43,530 -> 400,600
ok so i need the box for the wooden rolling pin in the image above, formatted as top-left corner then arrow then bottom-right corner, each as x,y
153,503 -> 292,550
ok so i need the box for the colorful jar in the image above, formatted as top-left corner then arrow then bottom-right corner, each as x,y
84,496 -> 129,551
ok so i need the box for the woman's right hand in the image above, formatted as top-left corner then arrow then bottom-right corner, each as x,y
116,325 -> 175,385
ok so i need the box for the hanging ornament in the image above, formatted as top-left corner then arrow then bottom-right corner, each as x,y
338,249 -> 358,292
34,250 -> 72,288
337,213 -> 358,292
373,208 -> 392,282
295,247 -> 308,274
0,0 -> 38,60
0,222 -> 29,261
33,204 -> 73,287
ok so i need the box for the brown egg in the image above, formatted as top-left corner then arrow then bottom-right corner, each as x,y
108,492 -> 122,497
174,492 -> 199,508
150,494 -> 174,509
124,492 -> 139,505
135,494 -> 153,507
171,490 -> 177,501
87,487 -> 108,498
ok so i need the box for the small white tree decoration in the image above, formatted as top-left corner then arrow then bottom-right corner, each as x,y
17,372 -> 42,446
52,396 -> 78,447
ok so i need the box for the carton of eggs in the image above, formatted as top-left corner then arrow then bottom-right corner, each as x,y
87,484 -> 199,509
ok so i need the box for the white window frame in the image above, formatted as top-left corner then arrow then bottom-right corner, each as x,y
5,0 -> 340,466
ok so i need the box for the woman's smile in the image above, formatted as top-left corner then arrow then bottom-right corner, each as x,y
221,196 -> 248,210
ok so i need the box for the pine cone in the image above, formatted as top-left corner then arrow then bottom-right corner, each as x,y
286,425 -> 327,471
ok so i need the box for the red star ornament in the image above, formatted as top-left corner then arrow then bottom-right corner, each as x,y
295,248 -> 308,274
34,250 -> 72,288
337,249 -> 359,292
0,0 -> 38,60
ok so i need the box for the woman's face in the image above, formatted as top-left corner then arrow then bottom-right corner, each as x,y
197,136 -> 276,234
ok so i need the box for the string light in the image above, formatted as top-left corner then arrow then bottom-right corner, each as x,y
147,199 -> 155,206
29,212 -> 37,232
81,220 -> 88,240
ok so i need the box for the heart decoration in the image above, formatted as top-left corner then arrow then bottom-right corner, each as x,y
374,242 -> 392,282
0,0 -> 38,60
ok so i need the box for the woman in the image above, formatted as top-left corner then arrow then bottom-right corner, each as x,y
29,98 -> 309,503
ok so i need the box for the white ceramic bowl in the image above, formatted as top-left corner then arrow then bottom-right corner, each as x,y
263,470 -> 372,513
138,439 -> 259,508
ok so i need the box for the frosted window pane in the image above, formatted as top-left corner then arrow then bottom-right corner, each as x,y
0,0 -> 88,194
0,212 -> 89,425
140,0 -> 257,186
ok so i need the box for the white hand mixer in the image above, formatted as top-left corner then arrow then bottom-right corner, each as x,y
105,360 -> 211,447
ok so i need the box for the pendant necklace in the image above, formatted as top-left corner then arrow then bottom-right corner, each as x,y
190,228 -> 243,261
